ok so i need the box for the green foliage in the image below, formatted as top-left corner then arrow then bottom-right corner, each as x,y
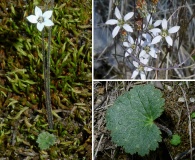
0,0 -> 91,158
106,84 -> 165,156
170,134 -> 181,146
36,131 -> 56,150
191,112 -> 195,119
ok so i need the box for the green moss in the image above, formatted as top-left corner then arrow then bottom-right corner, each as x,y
0,0 -> 91,159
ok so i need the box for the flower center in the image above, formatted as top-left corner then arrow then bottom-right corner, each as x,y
131,44 -> 136,50
144,46 -> 150,53
161,30 -> 168,38
147,24 -> 153,30
118,19 -> 125,27
38,16 -> 44,23
138,65 -> 144,71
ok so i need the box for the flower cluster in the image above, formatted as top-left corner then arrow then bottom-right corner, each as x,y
105,7 -> 180,79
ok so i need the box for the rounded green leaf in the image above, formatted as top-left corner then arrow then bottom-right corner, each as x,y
106,84 -> 165,156
170,134 -> 181,146
36,131 -> 56,150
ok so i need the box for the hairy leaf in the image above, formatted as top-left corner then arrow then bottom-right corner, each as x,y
106,84 -> 165,156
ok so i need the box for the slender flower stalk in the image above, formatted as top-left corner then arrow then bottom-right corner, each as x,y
27,5 -> 54,129
42,31 -> 53,129
46,21 -> 53,129
46,0 -> 54,129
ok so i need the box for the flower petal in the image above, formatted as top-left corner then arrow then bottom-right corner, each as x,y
142,33 -> 152,42
138,38 -> 144,46
112,26 -> 120,38
131,70 -> 139,79
128,36 -> 134,44
133,61 -> 139,68
123,24 -> 133,32
37,22 -> 45,31
105,19 -> 118,25
115,7 -> 122,20
151,35 -> 162,45
140,58 -> 149,65
161,19 -> 167,30
168,26 -> 180,34
147,14 -> 152,25
139,50 -> 149,59
149,28 -> 161,34
123,42 -> 130,47
140,71 -> 146,80
124,12 -> 134,21
27,15 -> 37,23
125,52 -> 129,57
44,19 -> 54,26
149,48 -> 157,58
165,36 -> 173,46
43,10 -> 53,19
125,48 -> 133,57
144,67 -> 153,71
153,20 -> 162,27
35,6 -> 42,17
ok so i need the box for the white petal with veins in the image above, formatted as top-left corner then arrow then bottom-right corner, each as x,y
151,35 -> 162,44
27,15 -> 37,23
35,6 -> 42,17
140,71 -> 146,80
162,19 -> 167,30
43,11 -> 53,19
131,70 -> 139,79
128,36 -> 134,44
123,24 -> 133,32
105,19 -> 118,25
115,7 -> 122,20
112,26 -> 120,38
37,23 -> 45,31
44,19 -> 54,26
124,12 -> 134,21
133,61 -> 139,68
168,26 -> 180,34
153,20 -> 162,27
123,42 -> 129,47
165,36 -> 173,46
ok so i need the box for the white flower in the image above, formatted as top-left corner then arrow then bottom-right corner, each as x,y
123,36 -> 143,57
131,58 -> 153,80
144,14 -> 162,30
105,7 -> 134,38
145,14 -> 162,37
150,19 -> 180,46
139,49 -> 150,59
27,6 -> 54,32
141,33 -> 158,58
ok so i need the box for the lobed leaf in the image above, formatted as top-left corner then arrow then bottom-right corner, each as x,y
106,84 -> 165,156
36,131 -> 56,150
